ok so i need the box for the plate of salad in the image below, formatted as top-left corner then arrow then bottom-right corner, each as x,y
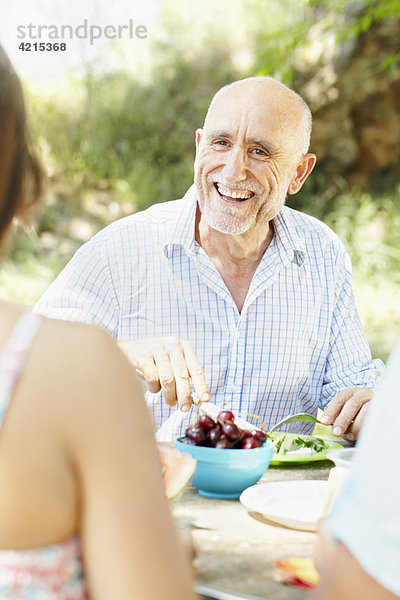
269,432 -> 343,465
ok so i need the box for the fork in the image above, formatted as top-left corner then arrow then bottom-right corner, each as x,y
269,412 -> 321,433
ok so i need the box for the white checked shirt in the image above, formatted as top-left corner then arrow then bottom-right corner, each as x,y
35,186 -> 384,440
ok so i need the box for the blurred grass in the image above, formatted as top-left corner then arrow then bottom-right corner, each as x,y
323,189 -> 400,361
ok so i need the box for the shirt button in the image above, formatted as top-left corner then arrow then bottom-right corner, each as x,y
227,384 -> 240,393
234,331 -> 240,340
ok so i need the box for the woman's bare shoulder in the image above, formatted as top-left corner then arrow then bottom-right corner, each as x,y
0,305 -> 112,358
21,315 -> 136,413
15,314 -> 146,453
40,314 -> 112,343
40,316 -> 121,365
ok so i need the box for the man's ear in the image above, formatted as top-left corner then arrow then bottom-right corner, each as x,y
195,128 -> 203,152
288,154 -> 317,195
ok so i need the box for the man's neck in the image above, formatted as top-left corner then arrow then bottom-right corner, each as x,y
195,207 -> 274,268
194,208 -> 274,312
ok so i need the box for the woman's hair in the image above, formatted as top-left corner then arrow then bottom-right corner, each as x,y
0,45 -> 44,242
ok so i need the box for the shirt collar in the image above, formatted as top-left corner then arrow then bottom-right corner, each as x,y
163,185 -> 198,257
272,206 -> 306,267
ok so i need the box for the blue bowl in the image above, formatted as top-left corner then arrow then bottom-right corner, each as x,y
174,438 -> 274,499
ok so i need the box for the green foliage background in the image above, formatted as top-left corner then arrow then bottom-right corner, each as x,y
1,0 -> 399,361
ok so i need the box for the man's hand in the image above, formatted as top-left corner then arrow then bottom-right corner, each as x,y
118,337 -> 210,412
320,387 -> 372,441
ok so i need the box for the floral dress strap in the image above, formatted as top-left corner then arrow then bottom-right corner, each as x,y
0,312 -> 42,424
0,312 -> 89,599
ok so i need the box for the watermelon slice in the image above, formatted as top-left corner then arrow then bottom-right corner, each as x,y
158,446 -> 197,499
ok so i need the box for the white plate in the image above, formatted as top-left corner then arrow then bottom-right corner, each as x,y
240,480 -> 328,532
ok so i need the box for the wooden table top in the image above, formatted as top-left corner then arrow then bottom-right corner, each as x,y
172,462 -> 332,600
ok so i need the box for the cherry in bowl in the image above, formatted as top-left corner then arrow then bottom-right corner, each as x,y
175,410 -> 274,498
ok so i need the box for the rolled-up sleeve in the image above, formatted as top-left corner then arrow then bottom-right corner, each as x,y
320,245 -> 384,406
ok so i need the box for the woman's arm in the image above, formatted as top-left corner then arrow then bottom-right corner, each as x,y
312,541 -> 398,600
60,325 -> 196,600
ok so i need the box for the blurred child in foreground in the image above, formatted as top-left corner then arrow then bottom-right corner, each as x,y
0,45 -> 196,600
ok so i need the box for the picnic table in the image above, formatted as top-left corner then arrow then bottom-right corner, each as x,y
173,462 -> 332,600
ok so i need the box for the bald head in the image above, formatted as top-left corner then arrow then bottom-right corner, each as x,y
194,75 -> 316,236
204,77 -> 312,159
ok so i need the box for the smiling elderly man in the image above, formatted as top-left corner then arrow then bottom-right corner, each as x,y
35,76 -> 383,441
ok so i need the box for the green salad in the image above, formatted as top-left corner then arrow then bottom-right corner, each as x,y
269,432 -> 331,455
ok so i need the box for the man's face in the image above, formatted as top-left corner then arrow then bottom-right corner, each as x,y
194,86 -> 304,235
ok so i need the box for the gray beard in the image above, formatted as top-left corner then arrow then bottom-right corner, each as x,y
197,192 -> 287,236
